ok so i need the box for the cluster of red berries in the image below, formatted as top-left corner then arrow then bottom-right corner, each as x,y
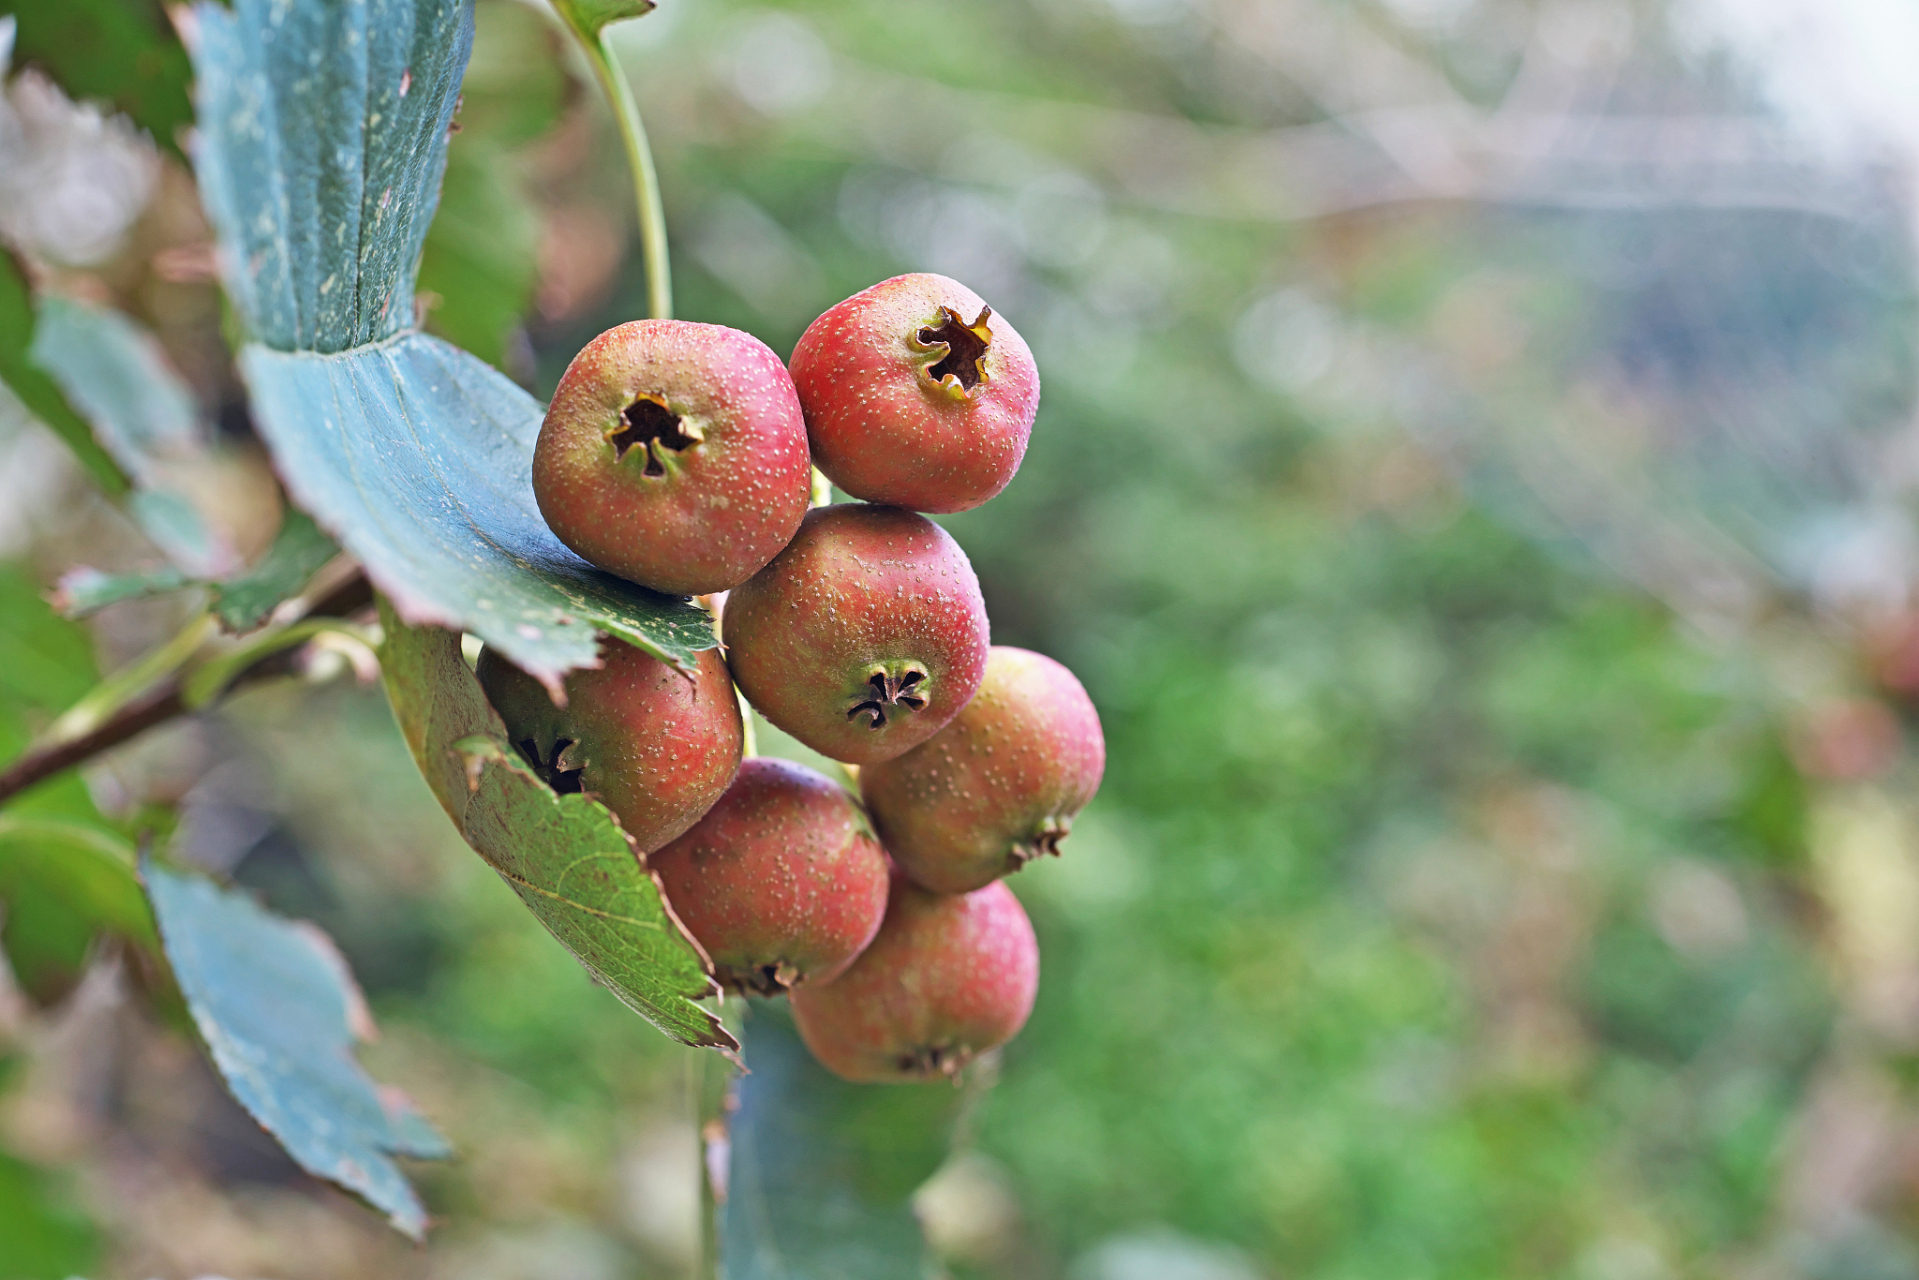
478,273 -> 1104,1083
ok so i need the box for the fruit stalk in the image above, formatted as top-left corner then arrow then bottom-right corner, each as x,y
564,24 -> 673,321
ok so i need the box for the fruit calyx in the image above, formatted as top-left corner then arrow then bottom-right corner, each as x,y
609,394 -> 703,477
916,305 -> 992,396
741,960 -> 804,997
515,736 -> 585,795
1009,816 -> 1071,870
847,665 -> 929,730
898,1042 -> 969,1079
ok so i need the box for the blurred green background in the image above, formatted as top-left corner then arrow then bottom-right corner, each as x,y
4,0 -> 1919,1276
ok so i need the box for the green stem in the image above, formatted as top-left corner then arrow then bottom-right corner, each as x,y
181,617 -> 380,710
574,32 -> 673,320
43,612 -> 215,745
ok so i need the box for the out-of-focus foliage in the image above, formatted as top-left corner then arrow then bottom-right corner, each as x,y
1,0 -> 193,160
205,510 -> 339,632
0,251 -> 128,495
0,565 -> 151,1007
722,1004 -> 968,1279
145,859 -> 450,1238
32,294 -> 236,576
418,0 -> 570,368
4,0 -> 1919,1277
0,1147 -> 99,1280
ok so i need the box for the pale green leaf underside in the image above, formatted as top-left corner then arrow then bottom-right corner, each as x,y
190,0 -> 468,354
379,605 -> 734,1052
243,334 -> 714,679
144,861 -> 450,1240
722,1006 -> 965,1278
190,0 -> 713,679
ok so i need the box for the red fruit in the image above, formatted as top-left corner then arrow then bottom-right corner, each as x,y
789,273 -> 1039,514
650,758 -> 889,996
723,504 -> 990,765
477,640 -> 742,853
533,319 -> 812,595
861,646 -> 1104,894
790,874 -> 1038,1083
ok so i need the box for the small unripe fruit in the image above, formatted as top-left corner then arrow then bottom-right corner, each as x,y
533,319 -> 812,595
477,640 -> 742,853
790,874 -> 1038,1083
724,504 -> 990,765
861,646 -> 1104,894
650,758 -> 889,995
789,273 -> 1039,514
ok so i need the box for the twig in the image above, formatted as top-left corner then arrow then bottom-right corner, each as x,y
0,567 -> 373,808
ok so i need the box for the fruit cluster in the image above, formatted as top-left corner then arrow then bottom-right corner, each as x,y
481,274 -> 1104,1083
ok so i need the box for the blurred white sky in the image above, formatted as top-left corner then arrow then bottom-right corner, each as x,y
1684,0 -> 1919,155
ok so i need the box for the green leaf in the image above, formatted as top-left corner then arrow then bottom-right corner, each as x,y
56,509 -> 340,630
0,563 -> 112,744
550,0 -> 657,42
52,565 -> 195,618
3,0 -> 194,159
189,0 -> 715,680
144,859 -> 451,1239
378,604 -> 735,1052
189,0 -> 469,354
32,296 -> 202,473
0,563 -> 151,1004
241,334 -> 714,681
0,250 -> 130,495
213,509 -> 340,632
721,1005 -> 968,1279
0,1149 -> 100,1280
0,818 -> 155,1002
30,295 -> 236,576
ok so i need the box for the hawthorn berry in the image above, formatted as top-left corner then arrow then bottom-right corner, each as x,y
723,503 -> 990,765
790,873 -> 1039,1083
860,646 -> 1104,895
533,319 -> 811,596
649,758 -> 889,996
789,273 -> 1039,514
476,640 -> 742,853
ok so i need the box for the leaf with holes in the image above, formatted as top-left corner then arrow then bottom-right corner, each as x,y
145,859 -> 451,1239
379,603 -> 735,1052
721,1005 -> 970,1279
188,0 -> 714,682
